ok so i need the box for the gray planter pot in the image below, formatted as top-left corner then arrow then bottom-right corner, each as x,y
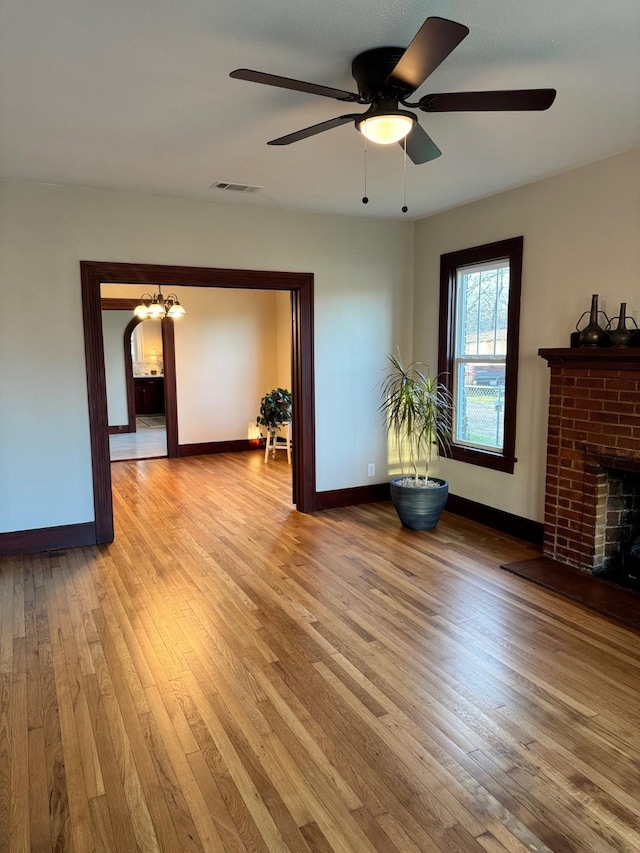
390,476 -> 449,531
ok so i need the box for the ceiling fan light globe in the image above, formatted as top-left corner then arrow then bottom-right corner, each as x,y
358,113 -> 415,145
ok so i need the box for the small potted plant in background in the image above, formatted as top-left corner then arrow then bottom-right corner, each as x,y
380,353 -> 453,530
257,388 -> 292,453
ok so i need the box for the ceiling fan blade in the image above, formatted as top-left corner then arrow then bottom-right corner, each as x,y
420,89 -> 557,112
400,123 -> 442,165
388,17 -> 469,92
230,69 -> 359,102
268,114 -> 358,146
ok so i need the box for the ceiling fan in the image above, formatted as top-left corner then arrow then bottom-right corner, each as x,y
230,16 -> 556,165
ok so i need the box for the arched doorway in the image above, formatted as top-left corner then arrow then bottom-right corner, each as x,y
102,298 -> 178,457
82,261 -> 316,543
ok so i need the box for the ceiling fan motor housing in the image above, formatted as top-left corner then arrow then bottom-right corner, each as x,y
351,47 -> 415,102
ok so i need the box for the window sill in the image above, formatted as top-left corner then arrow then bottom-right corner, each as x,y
446,445 -> 516,474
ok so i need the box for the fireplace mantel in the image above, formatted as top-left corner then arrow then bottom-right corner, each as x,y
539,347 -> 640,370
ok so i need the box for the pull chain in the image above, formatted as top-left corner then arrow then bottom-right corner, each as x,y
402,136 -> 408,214
362,136 -> 369,205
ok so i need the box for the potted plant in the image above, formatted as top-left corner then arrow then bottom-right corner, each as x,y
257,387 -> 292,445
380,353 -> 453,530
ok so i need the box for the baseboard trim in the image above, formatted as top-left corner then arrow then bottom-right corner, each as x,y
0,522 -> 97,556
177,438 -> 263,457
315,483 -> 391,511
315,482 -> 542,543
445,494 -> 544,544
108,424 -> 132,435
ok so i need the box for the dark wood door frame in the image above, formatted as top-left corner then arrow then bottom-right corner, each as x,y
123,316 -> 142,433
83,261 -> 316,543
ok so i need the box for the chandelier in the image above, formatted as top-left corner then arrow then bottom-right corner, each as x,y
133,289 -> 186,320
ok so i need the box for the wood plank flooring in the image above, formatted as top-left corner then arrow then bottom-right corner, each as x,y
2,450 -> 640,852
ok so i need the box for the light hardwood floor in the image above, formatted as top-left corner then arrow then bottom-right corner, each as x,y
2,451 -> 640,852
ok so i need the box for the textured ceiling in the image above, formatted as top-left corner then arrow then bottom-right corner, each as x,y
1,0 -> 639,219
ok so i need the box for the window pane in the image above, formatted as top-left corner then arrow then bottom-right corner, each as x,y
455,363 -> 506,450
457,261 -> 509,356
453,259 -> 509,452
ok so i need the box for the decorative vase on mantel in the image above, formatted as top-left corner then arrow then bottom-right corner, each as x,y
608,302 -> 634,348
577,294 -> 607,347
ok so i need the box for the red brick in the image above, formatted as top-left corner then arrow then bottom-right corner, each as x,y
580,399 -> 606,411
577,377 -> 605,389
600,425 -> 634,440
593,389 -> 622,403
608,379 -> 639,392
619,414 -> 640,426
592,369 -> 624,379
562,387 -> 585,398
616,436 -> 640,451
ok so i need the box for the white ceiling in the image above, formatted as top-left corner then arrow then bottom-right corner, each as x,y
1,0 -> 639,219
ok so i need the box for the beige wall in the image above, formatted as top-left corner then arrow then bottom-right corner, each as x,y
0,179 -> 413,532
101,284 -> 284,443
3,150 -> 636,536
171,286 -> 280,445
414,147 -> 640,522
102,310 -> 131,426
275,291 -> 292,391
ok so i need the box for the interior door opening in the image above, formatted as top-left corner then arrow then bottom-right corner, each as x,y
83,262 -> 316,544
110,318 -> 167,460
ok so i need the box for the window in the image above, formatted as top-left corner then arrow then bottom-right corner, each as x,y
438,236 -> 523,473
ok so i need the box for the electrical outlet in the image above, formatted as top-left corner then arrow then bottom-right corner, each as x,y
367,463 -> 376,477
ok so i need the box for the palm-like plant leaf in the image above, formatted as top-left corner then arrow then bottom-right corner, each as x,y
380,354 -> 452,482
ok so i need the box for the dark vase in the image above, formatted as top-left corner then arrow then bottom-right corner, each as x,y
578,294 -> 605,347
389,476 -> 448,530
609,302 -> 632,348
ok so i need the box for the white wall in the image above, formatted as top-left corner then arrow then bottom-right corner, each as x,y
0,179 -> 412,532
101,285 -> 288,444
7,152 -> 631,536
414,148 -> 640,522
275,291 -> 292,391
102,310 -> 131,426
171,287 -> 279,444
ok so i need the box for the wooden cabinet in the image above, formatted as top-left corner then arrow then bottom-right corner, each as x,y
134,377 -> 165,415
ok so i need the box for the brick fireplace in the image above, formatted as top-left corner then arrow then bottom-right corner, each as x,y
539,348 -> 640,576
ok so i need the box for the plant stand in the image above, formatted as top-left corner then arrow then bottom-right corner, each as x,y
264,422 -> 292,464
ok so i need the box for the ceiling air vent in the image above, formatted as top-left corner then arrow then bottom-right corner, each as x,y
210,181 -> 263,193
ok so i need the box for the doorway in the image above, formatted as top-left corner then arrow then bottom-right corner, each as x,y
111,320 -> 167,460
82,261 -> 316,543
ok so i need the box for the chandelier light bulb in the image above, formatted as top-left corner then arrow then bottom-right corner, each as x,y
147,301 -> 166,320
167,301 -> 186,319
133,303 -> 150,319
